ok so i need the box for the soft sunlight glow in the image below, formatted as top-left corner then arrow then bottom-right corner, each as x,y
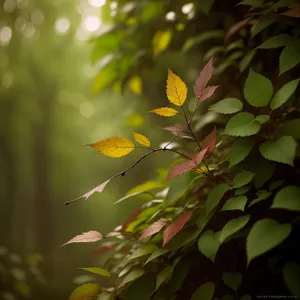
23,23 -> 36,39
110,1 -> 117,10
159,142 -> 179,149
80,101 -> 95,118
165,11 -> 176,21
31,10 -> 44,25
55,17 -> 71,35
182,3 -> 194,14
88,0 -> 106,8
83,15 -> 101,32
3,0 -> 16,13
0,26 -> 12,45
17,0 -> 29,10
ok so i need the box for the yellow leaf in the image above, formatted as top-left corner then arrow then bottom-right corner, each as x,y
128,76 -> 142,95
133,132 -> 151,147
152,29 -> 172,57
166,69 -> 187,106
151,107 -> 178,117
89,137 -> 135,158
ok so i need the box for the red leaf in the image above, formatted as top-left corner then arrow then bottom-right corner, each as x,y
198,85 -> 219,103
281,4 -> 300,18
224,17 -> 252,41
139,218 -> 167,240
62,230 -> 102,246
121,209 -> 143,232
163,123 -> 187,133
163,211 -> 193,246
194,58 -> 214,97
201,127 -> 217,156
166,148 -> 208,180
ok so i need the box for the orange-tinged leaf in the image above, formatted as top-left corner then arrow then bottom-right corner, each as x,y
224,17 -> 252,41
194,58 -> 214,97
281,4 -> 300,18
166,69 -> 187,106
133,132 -> 151,147
163,123 -> 187,133
198,85 -> 219,103
69,283 -> 100,300
151,107 -> 178,117
201,127 -> 217,156
139,218 -> 168,240
166,148 -> 208,180
89,137 -> 134,157
62,231 -> 103,247
163,211 -> 193,246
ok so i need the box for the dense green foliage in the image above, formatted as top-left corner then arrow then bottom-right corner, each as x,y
65,0 -> 300,299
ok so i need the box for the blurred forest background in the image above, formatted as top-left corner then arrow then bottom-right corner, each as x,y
1,0 -> 298,299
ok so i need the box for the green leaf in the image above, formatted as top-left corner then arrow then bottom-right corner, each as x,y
270,78 -> 299,110
145,249 -> 169,265
255,114 -> 270,124
222,196 -> 247,211
196,214 -> 211,233
235,186 -> 250,196
259,136 -> 297,166
279,119 -> 300,140
224,113 -> 261,137
228,138 -> 254,168
283,261 -> 300,298
272,186 -> 300,211
182,30 -> 223,53
233,171 -> 255,188
246,219 -> 292,265
219,215 -> 250,243
124,276 -> 154,300
244,68 -> 273,107
120,268 -> 145,287
209,98 -> 243,114
249,191 -> 271,207
156,266 -> 173,290
79,267 -> 111,278
206,184 -> 230,215
251,14 -> 275,38
222,272 -> 242,290
258,34 -> 293,49
198,231 -> 220,262
198,0 -> 215,14
168,260 -> 189,294
269,180 -> 285,191
69,283 -> 100,300
280,39 -> 300,75
239,49 -> 256,73
190,282 -> 215,300
128,244 -> 157,261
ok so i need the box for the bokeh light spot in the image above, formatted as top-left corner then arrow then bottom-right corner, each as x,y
80,101 -> 95,118
31,10 -> 45,25
83,16 -> 101,32
55,17 -> 71,35
88,0 -> 106,8
182,3 -> 194,14
0,26 -> 12,45
165,11 -> 176,21
3,0 -> 16,13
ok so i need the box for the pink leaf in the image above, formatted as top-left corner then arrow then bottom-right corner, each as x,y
281,4 -> 300,18
62,230 -> 102,246
198,85 -> 219,103
201,127 -> 217,156
194,58 -> 214,97
139,218 -> 168,240
163,123 -> 187,133
224,17 -> 252,41
166,148 -> 208,180
163,212 -> 193,246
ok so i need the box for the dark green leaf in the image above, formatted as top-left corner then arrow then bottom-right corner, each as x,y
124,276 -> 154,300
270,78 -> 299,110
272,186 -> 300,211
228,138 -> 254,168
209,98 -> 243,114
233,171 -> 255,188
156,266 -> 173,290
222,272 -> 242,290
235,186 -> 250,196
258,34 -> 293,49
255,114 -> 270,124
251,14 -> 275,38
219,215 -> 251,243
269,180 -> 285,191
246,219 -> 292,265
206,184 -> 230,215
280,39 -> 300,75
198,231 -> 220,262
239,49 -> 256,73
120,268 -> 145,287
190,282 -> 215,300
145,249 -> 169,265
222,196 -> 247,211
128,244 -> 157,261
244,69 -> 273,107
198,0 -> 215,14
259,136 -> 297,166
79,267 -> 111,278
168,260 -> 189,294
283,261 -> 300,298
249,191 -> 271,207
278,119 -> 300,140
224,113 -> 261,137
